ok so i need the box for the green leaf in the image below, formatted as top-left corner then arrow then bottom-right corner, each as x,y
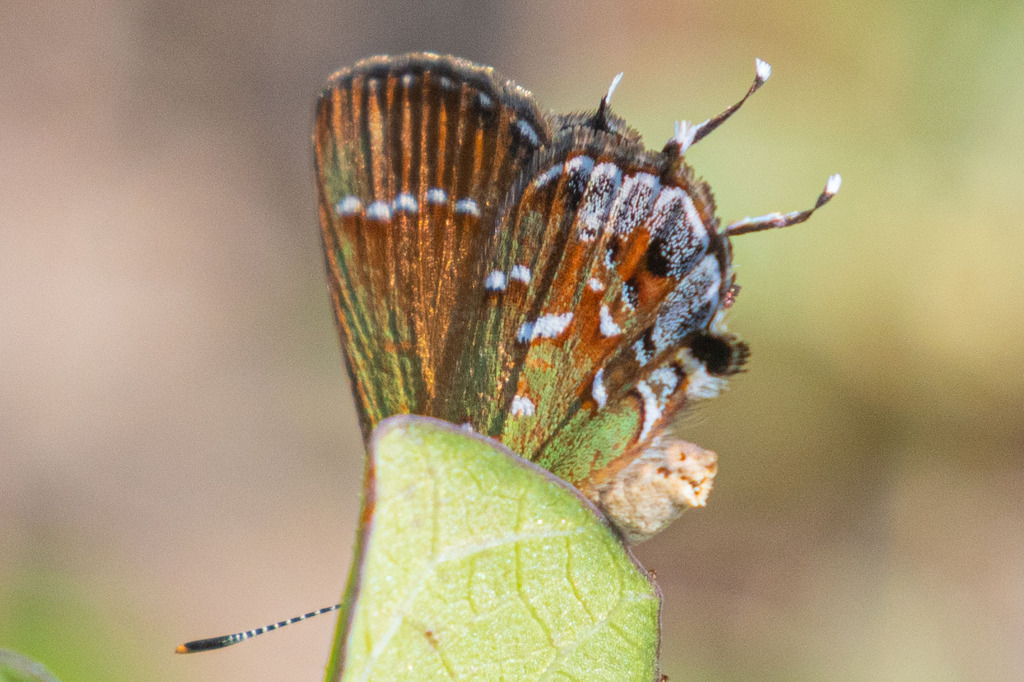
0,650 -> 61,682
327,416 -> 661,682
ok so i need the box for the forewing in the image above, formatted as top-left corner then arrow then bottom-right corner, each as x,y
314,54 -> 550,437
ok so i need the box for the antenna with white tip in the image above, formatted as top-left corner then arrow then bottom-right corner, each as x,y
175,603 -> 341,653
673,57 -> 772,154
725,174 -> 842,237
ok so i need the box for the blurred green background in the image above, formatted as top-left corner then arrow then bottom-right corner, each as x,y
2,0 -> 1022,680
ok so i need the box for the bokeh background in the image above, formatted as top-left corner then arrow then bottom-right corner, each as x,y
3,0 -> 1023,680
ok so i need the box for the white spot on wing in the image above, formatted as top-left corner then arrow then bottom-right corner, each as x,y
485,270 -> 506,292
599,305 -> 623,338
588,278 -> 604,292
578,162 -> 622,242
365,201 -> 391,221
636,380 -> 661,441
532,312 -> 573,339
608,172 -> 659,238
567,155 -> 594,173
426,188 -> 448,205
648,366 -> 679,397
511,394 -> 536,417
510,265 -> 531,284
621,282 -> 637,311
633,339 -> 651,366
682,193 -> 705,236
335,196 -> 362,216
516,119 -> 539,146
454,198 -> 481,218
679,349 -> 728,400
533,164 -> 562,188
517,312 -> 573,343
392,193 -> 418,213
651,255 -> 721,352
592,368 -> 608,409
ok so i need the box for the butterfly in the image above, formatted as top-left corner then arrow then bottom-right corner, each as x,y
175,52 -> 839,656
314,52 -> 839,543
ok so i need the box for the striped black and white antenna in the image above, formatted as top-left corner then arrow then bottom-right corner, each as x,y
176,603 -> 341,653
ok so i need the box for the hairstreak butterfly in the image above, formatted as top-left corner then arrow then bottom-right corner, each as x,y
315,52 -> 838,541
177,52 -> 838,654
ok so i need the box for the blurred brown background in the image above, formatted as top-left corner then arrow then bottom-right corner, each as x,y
2,0 -> 1022,680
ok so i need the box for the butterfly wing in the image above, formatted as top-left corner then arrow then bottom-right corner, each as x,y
475,116 -> 747,482
470,117 -> 747,540
315,53 -> 550,438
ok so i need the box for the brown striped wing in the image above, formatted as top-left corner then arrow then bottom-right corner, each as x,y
314,54 -> 550,438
